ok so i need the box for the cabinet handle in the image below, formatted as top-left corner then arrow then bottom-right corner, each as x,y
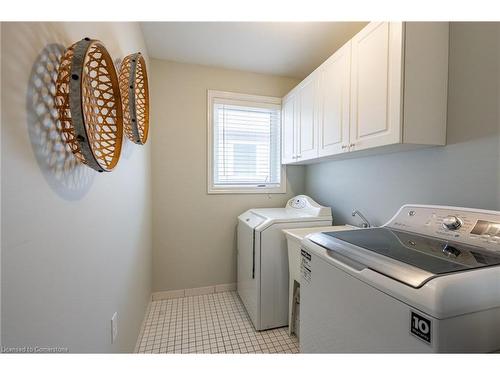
297,154 -> 302,158
349,143 -> 355,148
341,145 -> 347,149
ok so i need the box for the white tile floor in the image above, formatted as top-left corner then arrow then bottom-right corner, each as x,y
136,291 -> 299,354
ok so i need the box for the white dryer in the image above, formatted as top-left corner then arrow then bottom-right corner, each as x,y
237,195 -> 332,331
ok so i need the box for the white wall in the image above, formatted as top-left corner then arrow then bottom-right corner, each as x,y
1,22 -> 152,353
151,59 -> 304,292
305,22 -> 500,226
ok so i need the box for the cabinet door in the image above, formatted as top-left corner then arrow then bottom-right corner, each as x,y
297,75 -> 318,161
281,95 -> 296,164
349,22 -> 403,152
318,42 -> 351,157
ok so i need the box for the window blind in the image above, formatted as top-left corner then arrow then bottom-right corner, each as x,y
212,100 -> 281,188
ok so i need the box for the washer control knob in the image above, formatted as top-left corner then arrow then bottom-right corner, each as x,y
442,215 -> 463,231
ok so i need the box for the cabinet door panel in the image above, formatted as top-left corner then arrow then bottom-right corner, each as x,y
281,95 -> 296,164
298,77 -> 318,160
350,22 -> 403,151
318,42 -> 351,157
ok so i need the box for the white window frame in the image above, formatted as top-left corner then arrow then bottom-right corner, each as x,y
207,90 -> 286,194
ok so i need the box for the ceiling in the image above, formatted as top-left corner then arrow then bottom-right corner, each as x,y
140,22 -> 367,79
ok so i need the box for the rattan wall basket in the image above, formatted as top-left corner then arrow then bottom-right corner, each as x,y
118,52 -> 150,145
55,38 -> 123,172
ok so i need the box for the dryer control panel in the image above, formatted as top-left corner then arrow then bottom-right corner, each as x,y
285,195 -> 332,217
386,205 -> 500,252
288,197 -> 307,209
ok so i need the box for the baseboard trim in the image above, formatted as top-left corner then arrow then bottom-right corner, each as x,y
152,283 -> 236,301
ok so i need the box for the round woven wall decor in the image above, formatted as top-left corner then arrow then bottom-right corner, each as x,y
55,38 -> 123,172
118,53 -> 150,145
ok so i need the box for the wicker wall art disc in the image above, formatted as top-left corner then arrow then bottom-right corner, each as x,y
118,53 -> 150,145
55,38 -> 123,172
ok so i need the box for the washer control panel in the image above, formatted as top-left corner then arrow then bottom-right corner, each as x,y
386,205 -> 500,252
442,215 -> 463,231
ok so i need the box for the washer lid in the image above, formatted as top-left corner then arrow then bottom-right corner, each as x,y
310,228 -> 500,288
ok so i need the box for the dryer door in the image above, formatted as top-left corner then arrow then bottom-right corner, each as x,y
237,211 -> 264,329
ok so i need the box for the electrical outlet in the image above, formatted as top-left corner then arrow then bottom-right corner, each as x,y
111,312 -> 118,344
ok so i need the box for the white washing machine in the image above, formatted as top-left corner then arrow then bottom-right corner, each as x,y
237,195 -> 332,331
300,204 -> 500,353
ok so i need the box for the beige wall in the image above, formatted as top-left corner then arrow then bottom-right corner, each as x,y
151,59 -> 304,292
1,22 -> 152,352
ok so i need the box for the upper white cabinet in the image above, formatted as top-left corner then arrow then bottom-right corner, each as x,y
349,22 -> 402,152
281,94 -> 297,164
297,74 -> 319,160
282,73 -> 320,163
282,22 -> 449,165
318,41 -> 351,157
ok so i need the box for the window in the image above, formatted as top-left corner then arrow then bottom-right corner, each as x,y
207,90 -> 285,194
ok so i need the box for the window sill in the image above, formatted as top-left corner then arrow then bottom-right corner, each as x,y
207,186 -> 286,194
